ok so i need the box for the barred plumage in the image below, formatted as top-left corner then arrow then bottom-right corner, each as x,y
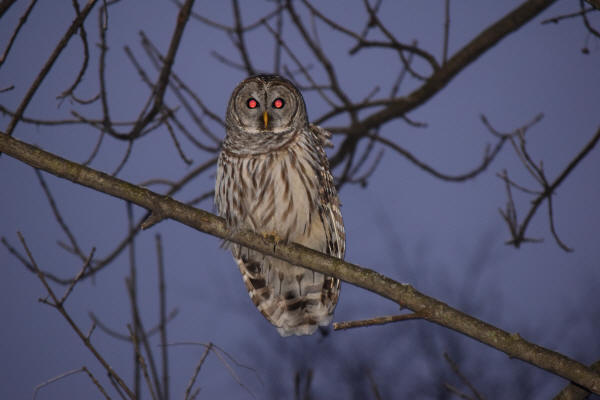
215,75 -> 345,336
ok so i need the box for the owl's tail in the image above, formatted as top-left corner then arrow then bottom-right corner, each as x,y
235,251 -> 340,336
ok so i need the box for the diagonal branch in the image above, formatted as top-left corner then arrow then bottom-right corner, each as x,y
2,131 -> 600,394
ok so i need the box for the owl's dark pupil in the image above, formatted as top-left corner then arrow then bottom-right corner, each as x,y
273,98 -> 284,109
247,98 -> 258,109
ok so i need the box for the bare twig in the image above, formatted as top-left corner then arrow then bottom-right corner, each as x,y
498,124 -> 600,250
59,248 -> 96,305
286,0 -> 356,119
35,169 -> 87,260
5,0 -> 99,136
231,0 -> 255,74
173,342 -> 261,398
366,369 -> 383,400
56,0 -> 92,103
541,6 -> 596,24
443,0 -> 451,64
444,352 -> 486,400
366,130 -> 508,182
0,0 -> 38,67
128,0 -> 196,139
580,0 -> 600,38
333,313 -> 422,331
126,259 -> 163,398
126,202 -> 142,397
16,231 -> 134,399
89,308 -> 179,342
129,325 -> 159,400
156,234 -> 170,400
184,343 -> 213,400
33,366 -> 110,400
263,21 -> 338,108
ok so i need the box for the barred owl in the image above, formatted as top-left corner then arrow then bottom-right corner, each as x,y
215,74 -> 345,336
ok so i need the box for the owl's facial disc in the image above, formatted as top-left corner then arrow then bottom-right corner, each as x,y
234,81 -> 299,134
262,84 -> 298,133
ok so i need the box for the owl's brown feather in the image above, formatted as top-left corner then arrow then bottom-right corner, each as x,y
215,75 -> 344,336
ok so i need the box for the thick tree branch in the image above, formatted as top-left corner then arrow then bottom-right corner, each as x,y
2,131 -> 600,394
555,360 -> 600,400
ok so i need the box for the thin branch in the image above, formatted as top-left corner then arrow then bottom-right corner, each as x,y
443,0 -> 451,64
263,21 -> 338,108
333,313 -> 422,331
547,194 -> 573,252
541,6 -> 596,24
4,0 -> 99,136
156,234 -> 169,400
89,308 -> 179,342
444,352 -> 486,400
111,140 -> 133,176
184,343 -> 213,400
445,383 -> 476,400
231,0 -> 255,74
366,369 -> 383,400
33,366 -> 110,400
286,0 -> 356,118
59,248 -> 96,305
173,342 -> 261,398
128,325 -> 159,400
35,169 -> 86,261
126,202 -> 141,397
366,131 -> 507,182
16,231 -> 134,399
0,0 -> 38,67
56,0 -> 92,102
126,272 -> 163,398
580,0 -> 600,38
137,32 -> 221,148
502,125 -> 600,250
128,0 -> 196,139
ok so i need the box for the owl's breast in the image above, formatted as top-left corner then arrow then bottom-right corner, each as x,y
238,147 -> 326,253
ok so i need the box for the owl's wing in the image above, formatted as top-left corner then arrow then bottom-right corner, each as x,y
309,124 -> 345,317
309,124 -> 345,259
309,123 -> 334,149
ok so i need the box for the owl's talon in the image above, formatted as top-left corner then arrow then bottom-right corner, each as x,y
262,232 -> 281,251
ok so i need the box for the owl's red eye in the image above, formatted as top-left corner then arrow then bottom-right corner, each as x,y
247,98 -> 258,109
272,98 -> 285,109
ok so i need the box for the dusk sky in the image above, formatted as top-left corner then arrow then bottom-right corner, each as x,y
1,1 -> 600,399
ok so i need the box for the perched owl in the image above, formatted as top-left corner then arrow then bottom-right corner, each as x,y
215,74 -> 345,336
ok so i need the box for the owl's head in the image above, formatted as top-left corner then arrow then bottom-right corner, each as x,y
225,74 -> 308,135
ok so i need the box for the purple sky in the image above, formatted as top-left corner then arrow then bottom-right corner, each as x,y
1,1 -> 600,398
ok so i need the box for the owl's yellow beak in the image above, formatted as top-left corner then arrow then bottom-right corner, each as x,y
263,111 -> 269,129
